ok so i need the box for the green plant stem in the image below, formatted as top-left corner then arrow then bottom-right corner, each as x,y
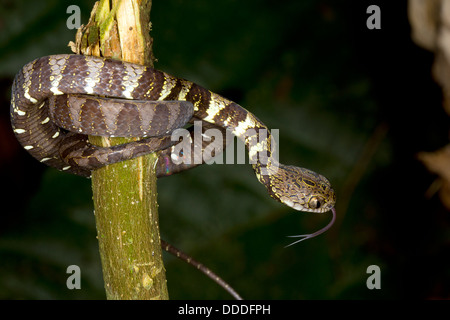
77,0 -> 168,299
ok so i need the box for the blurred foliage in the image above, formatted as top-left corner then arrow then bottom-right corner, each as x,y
0,0 -> 449,299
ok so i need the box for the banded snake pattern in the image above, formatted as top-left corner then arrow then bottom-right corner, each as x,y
10,54 -> 336,246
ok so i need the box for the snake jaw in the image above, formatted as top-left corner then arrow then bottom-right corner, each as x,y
287,196 -> 334,213
291,199 -> 329,213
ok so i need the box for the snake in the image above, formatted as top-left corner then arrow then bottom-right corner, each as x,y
10,54 -> 336,216
10,54 -> 337,298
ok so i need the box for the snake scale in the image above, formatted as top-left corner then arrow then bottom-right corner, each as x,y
10,54 -> 336,245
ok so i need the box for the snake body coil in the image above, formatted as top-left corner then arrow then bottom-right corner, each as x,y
10,54 -> 336,214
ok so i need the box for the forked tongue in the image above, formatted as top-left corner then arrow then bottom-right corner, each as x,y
285,207 -> 336,247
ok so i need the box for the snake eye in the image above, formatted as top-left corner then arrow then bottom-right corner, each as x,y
309,196 -> 321,209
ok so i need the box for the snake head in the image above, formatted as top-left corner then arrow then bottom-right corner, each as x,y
266,164 -> 336,213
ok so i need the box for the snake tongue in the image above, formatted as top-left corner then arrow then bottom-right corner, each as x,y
284,207 -> 336,247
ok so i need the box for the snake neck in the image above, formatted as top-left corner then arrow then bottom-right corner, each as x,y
181,84 -> 277,165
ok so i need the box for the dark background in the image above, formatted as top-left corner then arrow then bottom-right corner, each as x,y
0,0 -> 448,299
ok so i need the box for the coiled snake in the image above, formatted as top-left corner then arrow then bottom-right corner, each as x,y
10,54 -> 336,246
